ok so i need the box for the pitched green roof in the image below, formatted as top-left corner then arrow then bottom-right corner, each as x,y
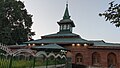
25,37 -> 90,44
32,44 -> 66,50
63,3 -> 70,19
42,32 -> 79,37
57,3 -> 75,27
89,40 -> 120,46
25,31 -> 91,44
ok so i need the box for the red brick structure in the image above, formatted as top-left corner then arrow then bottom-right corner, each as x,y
66,45 -> 120,68
25,3 -> 120,68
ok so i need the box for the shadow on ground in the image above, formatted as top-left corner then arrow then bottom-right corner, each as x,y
72,64 -> 86,68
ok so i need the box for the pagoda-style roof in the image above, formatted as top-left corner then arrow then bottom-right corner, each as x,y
32,44 -> 67,50
31,44 -> 69,52
24,31 -> 92,44
58,19 -> 75,27
41,32 -> 80,38
7,44 -> 27,49
24,3 -> 120,48
57,3 -> 75,27
25,37 -> 90,44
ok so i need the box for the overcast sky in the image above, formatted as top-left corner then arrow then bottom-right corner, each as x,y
20,0 -> 120,43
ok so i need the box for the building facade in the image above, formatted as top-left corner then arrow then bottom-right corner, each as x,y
26,3 -> 120,68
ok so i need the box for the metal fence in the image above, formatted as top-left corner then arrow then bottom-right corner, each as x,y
0,43 -> 68,68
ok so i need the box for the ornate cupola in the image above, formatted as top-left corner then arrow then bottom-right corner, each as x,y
57,3 -> 75,33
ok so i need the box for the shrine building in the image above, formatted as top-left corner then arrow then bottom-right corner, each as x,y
25,3 -> 120,68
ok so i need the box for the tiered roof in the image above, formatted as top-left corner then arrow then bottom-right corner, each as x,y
24,3 -> 120,48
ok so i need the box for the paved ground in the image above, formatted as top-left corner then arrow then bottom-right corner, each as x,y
35,64 -> 65,68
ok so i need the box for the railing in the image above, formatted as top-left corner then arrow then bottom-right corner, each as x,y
0,43 -> 69,68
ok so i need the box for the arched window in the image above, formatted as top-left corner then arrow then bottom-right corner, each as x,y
75,53 -> 83,64
67,24 -> 70,29
92,52 -> 101,66
63,25 -> 67,30
60,25 -> 62,30
107,53 -> 117,68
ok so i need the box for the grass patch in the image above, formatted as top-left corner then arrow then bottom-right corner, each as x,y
0,57 -> 66,68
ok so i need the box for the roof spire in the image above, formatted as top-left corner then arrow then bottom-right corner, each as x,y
63,1 -> 71,19
66,0 -> 68,6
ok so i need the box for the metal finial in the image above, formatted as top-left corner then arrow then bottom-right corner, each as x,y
66,0 -> 68,4
66,0 -> 69,7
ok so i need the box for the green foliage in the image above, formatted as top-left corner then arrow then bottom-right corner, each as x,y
12,60 -> 33,68
0,59 -> 33,68
99,1 -> 120,27
0,0 -> 34,45
0,56 -> 66,68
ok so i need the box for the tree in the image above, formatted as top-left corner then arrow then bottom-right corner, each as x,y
0,0 -> 35,45
99,1 -> 120,27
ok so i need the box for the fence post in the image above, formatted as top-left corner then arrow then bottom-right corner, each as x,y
55,58 -> 56,68
46,58 -> 48,68
9,55 -> 13,68
33,57 -> 36,68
